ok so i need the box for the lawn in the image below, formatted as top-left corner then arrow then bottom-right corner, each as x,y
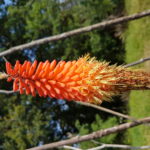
125,0 -> 150,146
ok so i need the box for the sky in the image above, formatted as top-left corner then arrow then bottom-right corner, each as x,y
3,0 -> 66,5
4,0 -> 12,5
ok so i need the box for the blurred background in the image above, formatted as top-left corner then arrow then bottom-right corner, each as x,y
0,0 -> 150,149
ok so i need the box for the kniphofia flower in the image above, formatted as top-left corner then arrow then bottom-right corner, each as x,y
5,55 -> 150,104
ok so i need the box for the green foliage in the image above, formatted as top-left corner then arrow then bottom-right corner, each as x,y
75,115 -> 117,149
0,95 -> 52,150
2,0 -> 124,61
5,106 -> 43,148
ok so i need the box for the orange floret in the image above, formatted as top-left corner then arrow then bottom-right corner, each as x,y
5,55 -> 150,104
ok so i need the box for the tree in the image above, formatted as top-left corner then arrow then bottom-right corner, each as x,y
75,115 -> 117,149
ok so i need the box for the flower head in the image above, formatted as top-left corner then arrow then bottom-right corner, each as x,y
5,55 -> 150,104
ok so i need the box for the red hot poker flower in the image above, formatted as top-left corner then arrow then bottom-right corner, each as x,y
5,55 -> 150,104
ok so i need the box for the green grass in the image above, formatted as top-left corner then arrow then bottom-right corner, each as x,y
125,0 -> 150,146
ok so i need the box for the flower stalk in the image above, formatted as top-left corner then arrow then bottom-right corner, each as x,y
3,55 -> 150,104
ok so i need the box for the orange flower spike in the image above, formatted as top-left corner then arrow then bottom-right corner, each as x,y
37,61 -> 49,78
25,80 -> 36,97
18,61 -> 27,76
49,60 -> 57,71
13,78 -> 19,91
26,61 -> 31,73
5,55 -> 150,104
20,62 -> 29,78
71,75 -> 80,81
50,64 -> 61,79
54,61 -> 66,79
58,62 -> 72,82
41,62 -> 50,78
14,60 -> 20,72
60,61 -> 72,75
42,60 -> 49,70
6,62 -> 13,75
19,79 -> 25,94
55,72 -> 63,81
33,62 -> 43,79
28,60 -> 37,77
